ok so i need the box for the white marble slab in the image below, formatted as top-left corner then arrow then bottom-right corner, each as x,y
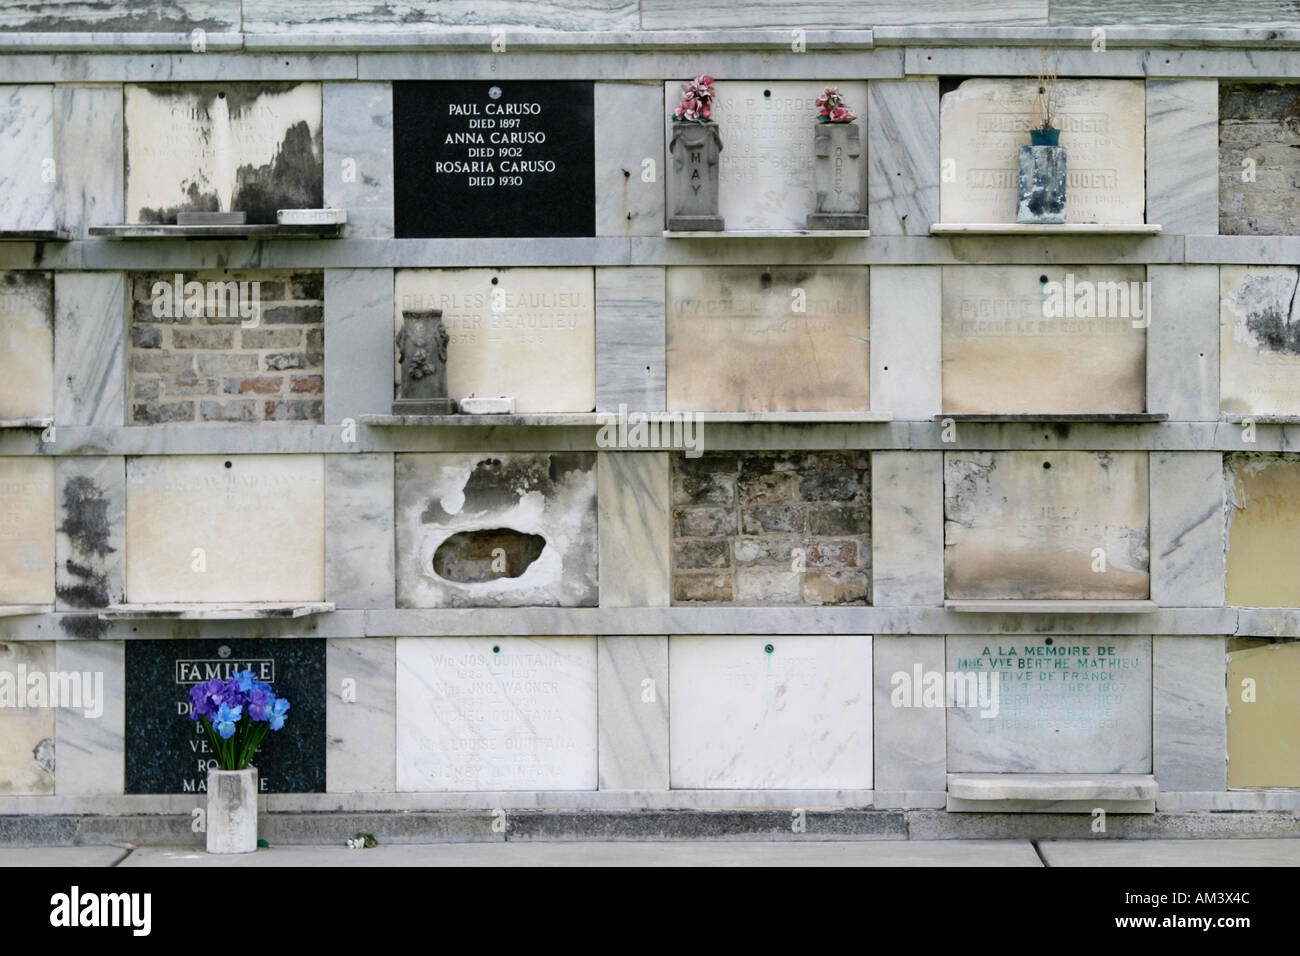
669,635 -> 873,789
1220,265 -> 1300,417
940,78 -> 1145,224
947,635 -> 1152,773
0,85 -> 54,232
396,636 -> 597,791
0,456 -> 55,606
666,266 -> 869,413
394,268 -> 595,413
0,640 -> 54,795
0,271 -> 53,423
664,80 -> 867,231
125,455 -> 325,603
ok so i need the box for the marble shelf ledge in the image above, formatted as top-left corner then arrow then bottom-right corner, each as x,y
663,229 -> 869,238
948,773 -> 1159,802
0,230 -> 71,241
1222,414 -> 1300,424
930,223 -> 1161,235
98,602 -> 335,621
0,418 -> 53,429
0,605 -> 54,618
938,412 -> 1168,423
944,599 -> 1158,614
362,411 -> 893,426
89,224 -> 345,239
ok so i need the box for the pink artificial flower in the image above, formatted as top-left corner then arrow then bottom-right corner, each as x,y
829,105 -> 854,122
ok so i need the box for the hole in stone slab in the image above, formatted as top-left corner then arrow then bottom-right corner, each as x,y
761,272 -> 772,283
1039,274 -> 1049,284
1045,637 -> 1054,646
490,276 -> 499,285
224,460 -> 232,468
433,528 -> 546,583
1043,461 -> 1051,469
218,91 -> 226,99
764,643 -> 775,654
764,89 -> 771,97
493,645 -> 501,654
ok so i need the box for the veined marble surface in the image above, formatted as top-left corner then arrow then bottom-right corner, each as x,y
0,85 -> 54,233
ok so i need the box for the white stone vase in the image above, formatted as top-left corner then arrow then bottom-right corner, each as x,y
206,766 -> 258,854
808,121 -> 868,230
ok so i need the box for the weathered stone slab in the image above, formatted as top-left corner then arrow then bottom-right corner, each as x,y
947,635 -> 1152,773
942,265 -> 1147,413
395,636 -> 597,791
669,635 -> 873,788
665,81 -> 867,232
0,272 -> 53,423
124,455 -> 325,603
0,85 -> 54,233
395,452 -> 598,608
0,640 -> 54,795
1220,84 -> 1300,236
124,83 -> 322,224
666,266 -> 869,413
0,457 -> 54,606
1227,639 -> 1300,788
944,451 -> 1150,600
940,78 -> 1145,224
1225,454 -> 1300,607
394,268 -> 595,413
1220,265 -> 1300,417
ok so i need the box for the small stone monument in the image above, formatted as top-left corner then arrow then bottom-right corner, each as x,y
807,87 -> 868,230
395,310 -> 458,414
668,75 -> 724,231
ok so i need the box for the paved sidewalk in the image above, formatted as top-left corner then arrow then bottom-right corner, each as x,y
1,838 -> 1298,866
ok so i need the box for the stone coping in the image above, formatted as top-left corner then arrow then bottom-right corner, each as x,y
937,413 -> 1169,423
0,418 -> 52,430
361,411 -> 893,426
943,600 -> 1159,614
0,605 -> 54,618
97,602 -> 336,621
663,230 -> 870,238
930,223 -> 1161,235
0,230 -> 71,241
948,773 -> 1159,802
90,224 -> 346,239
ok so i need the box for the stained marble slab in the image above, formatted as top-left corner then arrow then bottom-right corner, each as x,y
1225,454 -> 1300,607
0,271 -> 53,423
0,85 -> 54,233
0,456 -> 55,606
396,636 -> 598,791
664,80 -> 867,232
395,452 -> 598,609
53,272 -> 125,428
1153,635 -> 1226,792
322,82 -> 392,238
940,78 -> 1145,224
326,637 -> 395,793
669,635 -> 873,789
1227,640 -> 1300,788
394,268 -> 595,413
947,635 -> 1152,773
942,265 -> 1147,413
0,640 -> 54,795
54,641 -> 124,796
124,82 -> 322,224
55,457 -> 126,616
944,451 -> 1150,600
54,85 -> 123,237
125,455 -> 325,604
1220,265 -> 1300,417
666,266 -> 869,413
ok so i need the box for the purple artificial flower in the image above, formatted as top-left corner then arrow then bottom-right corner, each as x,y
188,678 -> 227,721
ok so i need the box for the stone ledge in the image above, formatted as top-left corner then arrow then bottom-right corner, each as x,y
930,223 -> 1161,235
90,224 -> 345,239
1157,791 -> 1300,811
0,605 -> 54,618
0,229 -> 70,241
0,418 -> 52,429
362,411 -> 892,426
245,29 -> 876,52
944,600 -> 1159,614
97,602 -> 335,621
938,413 -> 1168,423
1222,414 -> 1300,424
663,229 -> 870,238
874,26 -> 1300,48
0,33 -> 244,52
948,773 -> 1159,803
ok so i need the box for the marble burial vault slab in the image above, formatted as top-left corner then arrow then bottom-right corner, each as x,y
0,641 -> 55,795
0,456 -> 55,605
125,638 -> 325,794
669,635 -> 873,788
0,271 -> 53,422
947,636 -> 1152,773
1226,454 -> 1300,607
1227,640 -> 1300,788
396,452 -> 598,608
945,451 -> 1150,600
396,636 -> 597,791
395,268 -> 595,413
125,455 -> 325,604
665,80 -> 868,231
666,266 -> 870,413
0,85 -> 54,233
393,81 -> 594,238
1220,266 -> 1300,417
942,265 -> 1147,413
940,78 -> 1145,224
124,83 -> 322,224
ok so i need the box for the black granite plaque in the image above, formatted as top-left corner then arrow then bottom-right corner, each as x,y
393,81 -> 595,238
125,639 -> 325,794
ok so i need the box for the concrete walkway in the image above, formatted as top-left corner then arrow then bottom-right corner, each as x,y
2,838 -> 1298,866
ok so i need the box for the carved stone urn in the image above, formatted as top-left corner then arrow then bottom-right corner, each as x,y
394,309 -> 458,415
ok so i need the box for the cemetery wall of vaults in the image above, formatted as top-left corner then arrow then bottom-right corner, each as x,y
5,3 -> 1300,834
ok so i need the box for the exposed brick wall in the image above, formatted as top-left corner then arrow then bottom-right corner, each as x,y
671,451 -> 871,606
128,270 -> 324,424
1220,84 -> 1300,235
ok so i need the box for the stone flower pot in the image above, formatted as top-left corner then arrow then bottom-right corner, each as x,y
1017,143 -> 1066,224
668,121 -> 724,231
206,766 -> 258,854
808,121 -> 868,230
